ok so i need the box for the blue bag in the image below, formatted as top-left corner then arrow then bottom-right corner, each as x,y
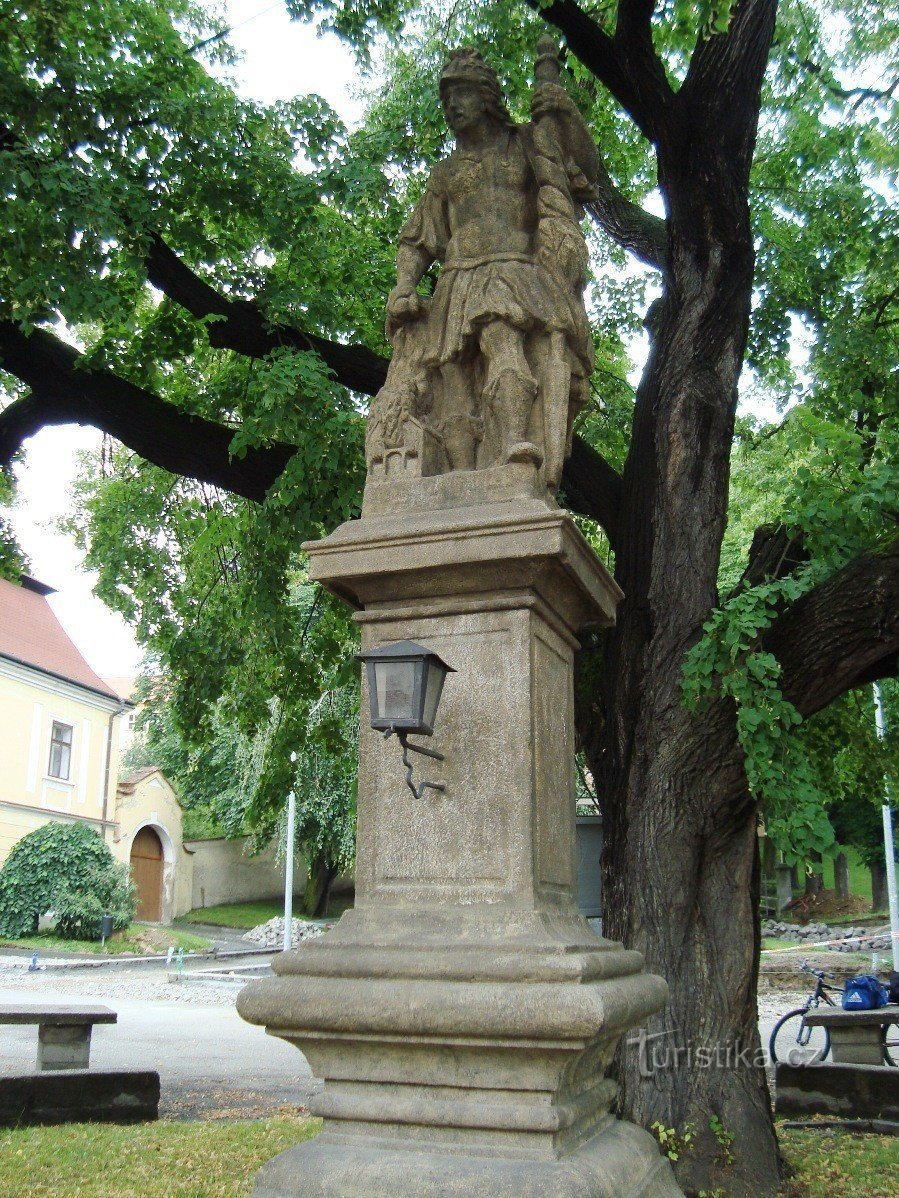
842,974 -> 889,1011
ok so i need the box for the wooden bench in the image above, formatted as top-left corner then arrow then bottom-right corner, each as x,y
804,1005 -> 899,1066
0,1004 -> 117,1071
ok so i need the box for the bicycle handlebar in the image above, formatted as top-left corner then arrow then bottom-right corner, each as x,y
799,961 -> 836,981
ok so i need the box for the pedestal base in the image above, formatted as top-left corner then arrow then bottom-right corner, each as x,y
239,912 -> 684,1198
239,491 -> 684,1197
249,1118 -> 680,1198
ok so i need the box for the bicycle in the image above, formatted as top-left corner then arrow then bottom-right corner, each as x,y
886,1023 -> 899,1067
769,961 -> 899,1066
768,962 -> 839,1066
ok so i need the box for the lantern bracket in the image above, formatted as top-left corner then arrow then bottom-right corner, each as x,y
385,728 -> 446,800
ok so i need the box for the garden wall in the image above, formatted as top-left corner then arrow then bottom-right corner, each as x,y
183,836 -> 308,911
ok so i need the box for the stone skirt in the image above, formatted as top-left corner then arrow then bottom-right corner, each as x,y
423,254 -> 592,373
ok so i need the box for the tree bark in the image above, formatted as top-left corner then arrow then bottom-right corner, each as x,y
580,4 -> 781,1192
834,852 -> 851,901
302,857 -> 337,918
805,851 -> 823,897
871,860 -> 888,913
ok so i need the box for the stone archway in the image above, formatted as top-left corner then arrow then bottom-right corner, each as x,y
129,824 -> 174,922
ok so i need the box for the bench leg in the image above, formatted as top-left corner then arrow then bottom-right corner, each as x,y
828,1026 -> 885,1066
37,1025 -> 92,1071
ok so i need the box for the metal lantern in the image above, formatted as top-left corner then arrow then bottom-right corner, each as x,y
357,640 -> 455,736
356,641 -> 455,798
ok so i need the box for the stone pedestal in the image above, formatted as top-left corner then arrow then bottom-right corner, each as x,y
238,467 -> 682,1197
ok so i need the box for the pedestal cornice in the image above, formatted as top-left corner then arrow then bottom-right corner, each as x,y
302,498 -> 622,637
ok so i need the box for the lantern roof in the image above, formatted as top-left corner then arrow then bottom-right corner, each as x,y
356,640 -> 455,671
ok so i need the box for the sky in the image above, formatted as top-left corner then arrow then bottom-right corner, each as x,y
2,1 -> 363,681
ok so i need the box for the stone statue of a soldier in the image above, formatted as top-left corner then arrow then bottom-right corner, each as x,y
366,40 -> 600,491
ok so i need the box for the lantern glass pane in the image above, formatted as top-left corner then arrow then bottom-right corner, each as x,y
375,659 -> 417,723
422,662 -> 447,730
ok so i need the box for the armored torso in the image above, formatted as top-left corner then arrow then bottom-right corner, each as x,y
439,129 -> 538,265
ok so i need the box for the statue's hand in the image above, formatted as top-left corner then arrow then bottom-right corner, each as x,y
386,286 -> 426,327
531,81 -> 575,122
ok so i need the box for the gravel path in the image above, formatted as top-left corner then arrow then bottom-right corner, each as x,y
0,960 -> 248,1005
0,964 -> 316,1119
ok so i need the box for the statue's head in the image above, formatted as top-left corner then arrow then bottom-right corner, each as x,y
439,48 -> 513,134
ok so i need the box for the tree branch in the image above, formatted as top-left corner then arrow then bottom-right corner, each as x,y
764,541 -> 899,719
613,0 -> 677,141
562,435 -> 623,550
0,322 -> 292,502
726,522 -> 807,598
586,178 -> 667,270
681,0 -> 777,126
143,234 -> 388,396
0,319 -> 623,539
526,0 -> 672,141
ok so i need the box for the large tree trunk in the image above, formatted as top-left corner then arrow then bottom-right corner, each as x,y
302,857 -> 337,918
585,111 -> 780,1193
871,860 -> 888,913
805,851 -> 824,897
834,852 -> 851,901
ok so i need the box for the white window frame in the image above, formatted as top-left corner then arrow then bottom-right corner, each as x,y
47,719 -> 74,781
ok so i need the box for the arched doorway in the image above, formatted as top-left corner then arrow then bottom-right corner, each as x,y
130,826 -> 164,922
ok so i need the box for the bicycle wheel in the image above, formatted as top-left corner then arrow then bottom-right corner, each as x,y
883,1025 -> 899,1067
769,1008 -> 831,1066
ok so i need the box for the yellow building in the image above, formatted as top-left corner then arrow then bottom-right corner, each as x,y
0,574 -> 202,925
0,575 -> 131,865
1,576 -> 320,924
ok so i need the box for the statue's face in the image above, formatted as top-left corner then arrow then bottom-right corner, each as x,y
441,82 -> 487,134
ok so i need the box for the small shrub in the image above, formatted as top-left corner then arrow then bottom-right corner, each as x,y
651,1121 -> 696,1163
0,822 -> 135,939
709,1114 -> 734,1168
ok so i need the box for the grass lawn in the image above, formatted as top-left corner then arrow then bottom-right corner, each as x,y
175,900 -> 284,929
762,937 -> 799,951
0,1116 -> 317,1197
779,1125 -> 898,1197
0,924 -> 212,956
823,907 -> 889,926
819,847 -> 873,905
177,896 -> 354,929
0,1117 -> 893,1197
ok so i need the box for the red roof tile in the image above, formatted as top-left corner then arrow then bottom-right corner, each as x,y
0,576 -> 122,701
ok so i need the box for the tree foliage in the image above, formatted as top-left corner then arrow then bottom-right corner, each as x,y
0,821 -> 135,939
121,583 -> 358,896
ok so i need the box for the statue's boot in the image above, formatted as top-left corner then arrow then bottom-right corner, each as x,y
488,369 -> 542,467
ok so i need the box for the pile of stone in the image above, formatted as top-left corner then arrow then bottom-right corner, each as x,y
762,919 -> 892,952
243,917 -> 325,949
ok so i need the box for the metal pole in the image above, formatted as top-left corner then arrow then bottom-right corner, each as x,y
284,751 -> 297,953
873,684 -> 899,972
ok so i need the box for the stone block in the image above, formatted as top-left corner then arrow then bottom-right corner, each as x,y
775,1062 -> 899,1122
37,1023 -> 92,1070
0,1070 -> 160,1127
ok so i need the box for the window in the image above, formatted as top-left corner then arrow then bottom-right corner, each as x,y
48,721 -> 73,780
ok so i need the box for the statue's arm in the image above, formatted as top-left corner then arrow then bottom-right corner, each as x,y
393,241 -> 433,298
531,83 -> 601,196
385,179 -> 448,338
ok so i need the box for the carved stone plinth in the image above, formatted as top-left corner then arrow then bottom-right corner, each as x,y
238,466 -> 682,1197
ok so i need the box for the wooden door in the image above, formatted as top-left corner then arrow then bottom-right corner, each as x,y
130,826 -> 163,922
